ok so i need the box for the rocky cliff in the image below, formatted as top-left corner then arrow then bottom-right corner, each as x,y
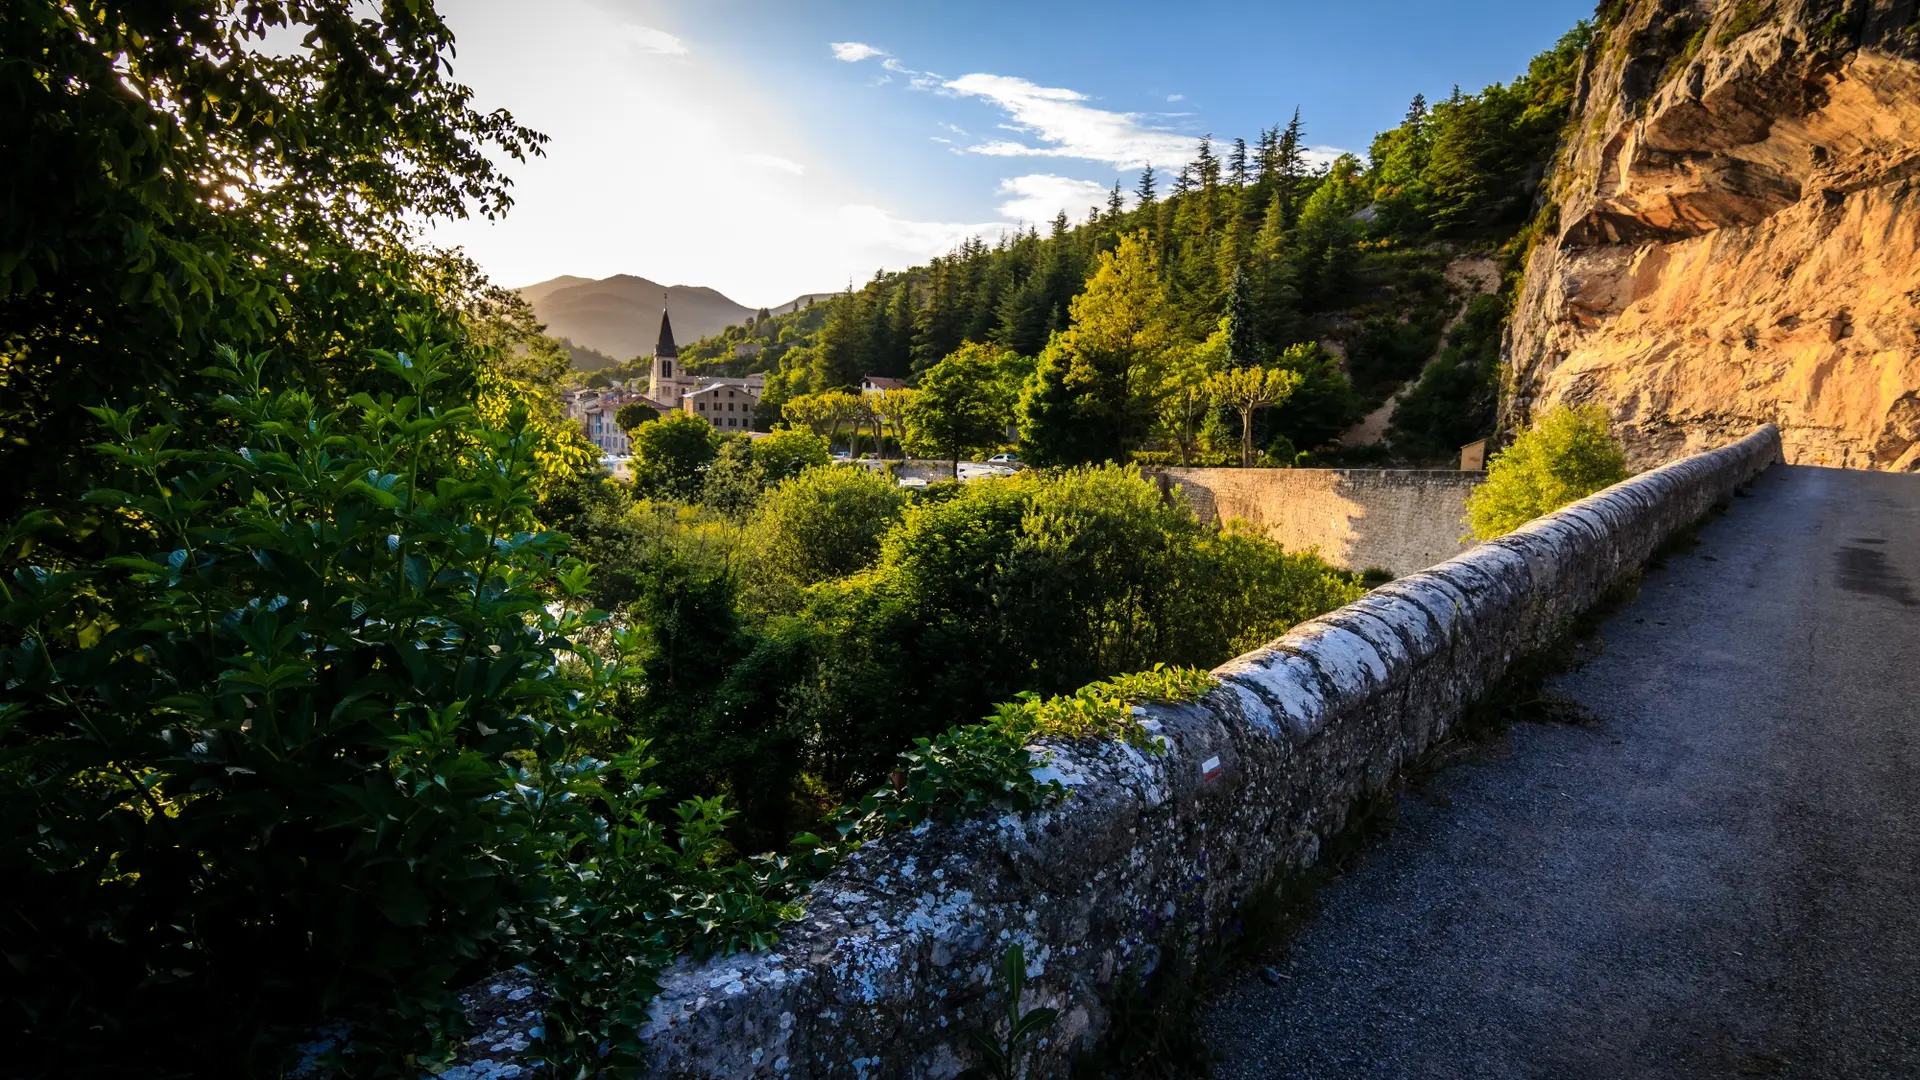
1509,0 -> 1920,469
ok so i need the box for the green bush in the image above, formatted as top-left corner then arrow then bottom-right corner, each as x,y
751,427 -> 833,483
741,465 -> 908,615
713,467 -> 1364,798
1467,405 -> 1630,539
631,412 -> 723,497
0,342 -> 793,1076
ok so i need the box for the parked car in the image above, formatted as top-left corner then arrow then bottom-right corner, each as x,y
832,450 -> 852,460
988,452 -> 1020,464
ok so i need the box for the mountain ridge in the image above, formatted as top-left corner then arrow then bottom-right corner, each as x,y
517,273 -> 833,366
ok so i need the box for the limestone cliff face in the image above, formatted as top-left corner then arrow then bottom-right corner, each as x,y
1509,0 -> 1920,469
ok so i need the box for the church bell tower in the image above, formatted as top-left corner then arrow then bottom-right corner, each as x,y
648,297 -> 681,403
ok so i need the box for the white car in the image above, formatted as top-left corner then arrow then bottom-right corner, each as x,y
988,452 -> 1020,464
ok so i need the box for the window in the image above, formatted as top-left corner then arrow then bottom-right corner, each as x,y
663,361 -> 672,378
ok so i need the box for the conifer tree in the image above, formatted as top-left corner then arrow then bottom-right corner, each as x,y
1016,232 -> 1173,464
1229,137 -> 1249,188
1136,164 -> 1158,206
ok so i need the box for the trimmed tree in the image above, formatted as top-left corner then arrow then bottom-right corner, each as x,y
1206,365 -> 1303,467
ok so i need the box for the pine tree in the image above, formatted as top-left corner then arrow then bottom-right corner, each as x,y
1275,108 -> 1308,217
1225,267 -> 1262,368
1254,125 -> 1281,186
1107,179 -> 1126,220
1228,137 -> 1249,187
1136,164 -> 1158,206
1016,232 -> 1173,464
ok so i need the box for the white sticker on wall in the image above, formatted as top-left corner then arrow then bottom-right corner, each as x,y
1200,756 -> 1223,783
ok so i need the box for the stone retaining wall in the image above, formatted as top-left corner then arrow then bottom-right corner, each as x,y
637,426 -> 1784,1078
1150,467 -> 1485,578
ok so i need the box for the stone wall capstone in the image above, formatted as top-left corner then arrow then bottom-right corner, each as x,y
633,426 -> 1784,1079
1150,467 -> 1484,578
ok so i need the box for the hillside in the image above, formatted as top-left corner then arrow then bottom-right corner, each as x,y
1509,0 -> 1920,471
517,274 -> 828,366
672,23 -> 1591,466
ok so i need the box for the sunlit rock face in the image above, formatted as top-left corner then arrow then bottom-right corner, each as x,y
1508,0 -> 1920,471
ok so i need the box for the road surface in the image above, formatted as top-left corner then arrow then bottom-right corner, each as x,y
1202,465 -> 1920,1079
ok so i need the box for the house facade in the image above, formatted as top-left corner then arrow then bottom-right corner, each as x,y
570,306 -> 768,455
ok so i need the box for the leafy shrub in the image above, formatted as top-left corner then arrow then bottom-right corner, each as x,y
751,427 -> 832,483
631,412 -> 722,497
740,465 -> 908,616
0,343 -> 793,1077
712,468 -> 1361,803
821,666 -> 1216,846
1467,405 -> 1630,540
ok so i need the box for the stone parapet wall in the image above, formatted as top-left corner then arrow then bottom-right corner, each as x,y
638,427 -> 1784,1079
1151,467 -> 1485,578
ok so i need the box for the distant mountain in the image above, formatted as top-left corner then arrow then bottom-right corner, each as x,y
517,274 -> 830,366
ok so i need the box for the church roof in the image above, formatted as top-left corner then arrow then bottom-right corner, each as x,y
655,304 -> 679,359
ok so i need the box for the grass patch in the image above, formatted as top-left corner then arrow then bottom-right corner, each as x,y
1717,1 -> 1774,48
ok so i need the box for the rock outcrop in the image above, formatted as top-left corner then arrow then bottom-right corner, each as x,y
1509,0 -> 1920,470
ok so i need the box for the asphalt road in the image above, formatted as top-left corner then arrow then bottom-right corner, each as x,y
1202,465 -> 1920,1079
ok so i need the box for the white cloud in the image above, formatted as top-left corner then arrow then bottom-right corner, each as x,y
1166,93 -> 1185,103
835,204 -> 1006,256
831,41 -> 885,63
942,73 -> 1194,169
622,24 -> 686,55
994,174 -> 1121,223
745,153 -> 805,175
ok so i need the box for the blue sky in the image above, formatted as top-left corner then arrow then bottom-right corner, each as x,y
429,0 -> 1595,306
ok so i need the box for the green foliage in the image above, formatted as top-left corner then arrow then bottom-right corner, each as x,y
631,412 -> 723,498
990,665 -> 1217,751
1467,405 -> 1631,540
1266,342 -> 1362,453
908,343 -> 1022,471
752,427 -> 834,482
699,435 -> 767,519
733,466 -> 1360,798
615,401 -> 662,432
959,945 -> 1061,1080
1207,364 -> 1303,467
1346,309 -> 1448,405
0,0 -> 547,524
0,341 -> 793,1076
1017,234 -> 1174,465
1389,293 -> 1507,461
823,667 -> 1215,847
1718,1 -> 1774,47
742,465 -> 908,614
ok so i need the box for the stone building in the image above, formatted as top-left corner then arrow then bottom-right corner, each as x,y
643,302 -> 764,428
568,384 -> 673,457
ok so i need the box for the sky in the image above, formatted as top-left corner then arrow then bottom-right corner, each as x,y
427,0 -> 1597,308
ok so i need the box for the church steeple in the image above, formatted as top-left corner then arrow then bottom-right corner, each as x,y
649,295 -> 680,403
655,298 -> 679,359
